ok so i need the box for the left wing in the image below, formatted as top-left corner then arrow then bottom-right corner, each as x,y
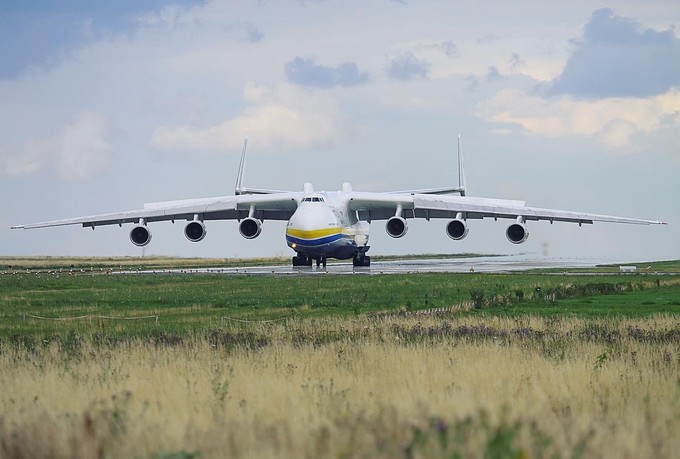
348,192 -> 666,225
11,193 -> 301,230
411,194 -> 666,225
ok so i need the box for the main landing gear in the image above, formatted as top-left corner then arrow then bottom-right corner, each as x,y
292,254 -> 313,267
292,254 -> 369,268
352,254 -> 370,267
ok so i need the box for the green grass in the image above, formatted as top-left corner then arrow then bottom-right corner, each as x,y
471,285 -> 680,317
1,261 -> 679,340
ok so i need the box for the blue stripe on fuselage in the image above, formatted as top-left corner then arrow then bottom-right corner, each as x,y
285,232 -> 348,247
286,233 -> 358,259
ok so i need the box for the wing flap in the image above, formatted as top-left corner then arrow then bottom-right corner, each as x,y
347,193 -> 414,211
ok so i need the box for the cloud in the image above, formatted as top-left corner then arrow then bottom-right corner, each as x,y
386,52 -> 430,81
243,22 -> 264,43
0,111 -> 113,180
476,34 -> 499,45
0,0 -> 201,79
485,66 -> 503,83
284,57 -> 369,88
476,89 -> 680,149
477,10 -> 680,150
426,39 -> 459,57
151,84 -> 355,153
508,53 -> 524,72
549,8 -> 680,98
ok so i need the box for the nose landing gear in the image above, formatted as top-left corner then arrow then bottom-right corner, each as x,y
292,254 -> 327,268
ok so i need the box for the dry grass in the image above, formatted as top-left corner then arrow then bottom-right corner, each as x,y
0,256 -> 290,271
1,315 -> 679,458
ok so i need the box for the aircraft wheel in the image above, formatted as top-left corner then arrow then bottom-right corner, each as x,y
293,255 -> 312,267
353,255 -> 370,267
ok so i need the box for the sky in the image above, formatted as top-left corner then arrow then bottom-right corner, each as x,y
2,0 -> 679,262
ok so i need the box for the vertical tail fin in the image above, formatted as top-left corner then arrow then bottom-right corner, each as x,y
457,134 -> 467,196
234,137 -> 248,195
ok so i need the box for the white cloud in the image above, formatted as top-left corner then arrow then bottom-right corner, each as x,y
476,89 -> 680,149
151,84 -> 356,153
0,111 -> 113,180
385,36 -> 566,84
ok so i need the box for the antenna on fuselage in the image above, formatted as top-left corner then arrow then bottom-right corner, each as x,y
234,137 -> 248,195
457,134 -> 467,196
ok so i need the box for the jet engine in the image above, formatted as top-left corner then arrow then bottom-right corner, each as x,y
446,219 -> 469,240
506,222 -> 529,244
385,216 -> 408,238
239,217 -> 262,239
184,220 -> 207,242
129,225 -> 152,247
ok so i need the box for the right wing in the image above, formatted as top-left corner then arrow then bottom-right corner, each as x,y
11,193 -> 301,230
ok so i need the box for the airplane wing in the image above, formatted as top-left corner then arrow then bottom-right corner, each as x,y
11,193 -> 301,229
348,192 -> 666,225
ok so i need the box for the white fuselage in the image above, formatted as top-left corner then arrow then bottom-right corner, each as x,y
285,191 -> 369,260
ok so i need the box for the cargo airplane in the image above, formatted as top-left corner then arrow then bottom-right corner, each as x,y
11,137 -> 666,267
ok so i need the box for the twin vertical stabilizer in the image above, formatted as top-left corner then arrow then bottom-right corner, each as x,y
234,134 -> 467,197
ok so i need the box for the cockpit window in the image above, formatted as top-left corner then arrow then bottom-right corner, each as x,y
302,197 -> 325,203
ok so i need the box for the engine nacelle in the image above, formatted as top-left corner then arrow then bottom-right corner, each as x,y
239,217 -> 262,239
385,216 -> 408,238
446,219 -> 469,240
184,220 -> 207,243
129,225 -> 152,247
506,222 -> 529,244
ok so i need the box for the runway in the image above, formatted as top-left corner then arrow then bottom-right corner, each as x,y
122,255 -> 624,276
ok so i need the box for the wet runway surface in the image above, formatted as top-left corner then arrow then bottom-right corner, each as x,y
123,255 -> 623,276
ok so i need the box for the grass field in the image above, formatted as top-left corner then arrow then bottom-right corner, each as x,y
1,263 -> 679,340
1,257 -> 679,458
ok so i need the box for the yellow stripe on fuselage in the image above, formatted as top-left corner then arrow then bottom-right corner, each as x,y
286,227 -> 342,240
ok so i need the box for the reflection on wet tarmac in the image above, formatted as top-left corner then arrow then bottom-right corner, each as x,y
119,255 -> 634,276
